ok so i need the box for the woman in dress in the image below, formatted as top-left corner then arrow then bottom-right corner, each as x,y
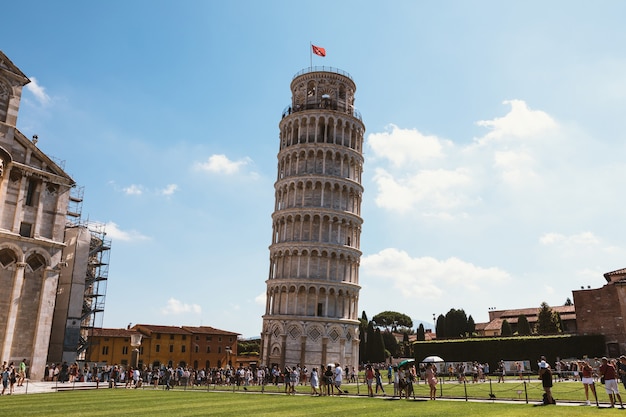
310,367 -> 319,395
426,363 -> 438,400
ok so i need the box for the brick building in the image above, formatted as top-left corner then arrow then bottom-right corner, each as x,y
86,324 -> 239,370
476,305 -> 577,337
573,267 -> 626,357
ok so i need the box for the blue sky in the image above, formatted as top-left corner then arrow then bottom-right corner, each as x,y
3,1 -> 626,337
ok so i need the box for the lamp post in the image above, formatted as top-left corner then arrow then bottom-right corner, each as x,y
130,334 -> 142,370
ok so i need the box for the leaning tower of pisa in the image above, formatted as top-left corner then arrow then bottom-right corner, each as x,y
260,67 -> 365,372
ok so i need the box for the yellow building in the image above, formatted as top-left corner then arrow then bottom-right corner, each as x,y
86,324 -> 239,370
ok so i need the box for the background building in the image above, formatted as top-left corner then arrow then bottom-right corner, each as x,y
260,67 -> 365,371
87,325 -> 239,370
476,305 -> 577,337
574,267 -> 626,357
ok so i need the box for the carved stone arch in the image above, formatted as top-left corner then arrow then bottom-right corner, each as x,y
0,246 -> 19,268
270,343 -> 282,357
272,321 -> 285,334
26,252 -> 50,272
306,80 -> 316,97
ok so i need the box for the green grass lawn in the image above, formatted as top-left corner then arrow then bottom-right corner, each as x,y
180,378 -> 619,404
0,386 -> 623,417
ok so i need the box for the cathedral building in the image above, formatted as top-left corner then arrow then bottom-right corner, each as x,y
0,51 -> 108,380
260,67 -> 365,371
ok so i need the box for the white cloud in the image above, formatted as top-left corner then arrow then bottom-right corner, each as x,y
104,221 -> 150,242
25,76 -> 51,106
474,100 -> 557,145
195,154 -> 251,175
365,99 -> 566,217
255,292 -> 266,306
539,232 -> 600,247
160,184 -> 178,196
372,167 -> 474,215
160,298 -> 202,315
361,248 -> 511,298
123,184 -> 143,195
367,124 -> 451,167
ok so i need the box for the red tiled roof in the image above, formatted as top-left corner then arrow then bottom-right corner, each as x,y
182,326 -> 240,336
90,328 -> 136,337
604,268 -> 626,283
132,324 -> 240,337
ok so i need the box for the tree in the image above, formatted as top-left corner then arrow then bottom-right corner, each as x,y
359,311 -> 369,363
564,298 -> 573,306
444,309 -> 468,338
364,320 -> 376,363
536,302 -> 559,334
381,331 -> 400,358
517,314 -> 532,335
553,311 -> 563,333
435,314 -> 446,338
372,328 -> 386,362
501,319 -> 512,336
372,311 -> 413,332
417,323 -> 426,341
467,315 -> 476,336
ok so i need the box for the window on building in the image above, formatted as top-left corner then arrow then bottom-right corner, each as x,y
182,335 -> 186,340
169,345 -> 174,353
218,346 -> 222,354
206,346 -> 211,353
25,178 -> 39,206
206,336 -> 212,341
102,346 -> 109,355
194,345 -> 199,353
122,346 -> 129,355
156,334 -> 161,339
19,222 -> 32,238
195,336 -> 199,341
218,337 -> 222,342
229,337 -> 233,343
181,345 -> 186,353
170,334 -> 175,340
317,303 -> 323,316
156,344 -> 160,353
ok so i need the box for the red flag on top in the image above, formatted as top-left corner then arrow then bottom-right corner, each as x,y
312,44 -> 326,57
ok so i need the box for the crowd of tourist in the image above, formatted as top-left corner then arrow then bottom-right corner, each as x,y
9,354 -> 626,407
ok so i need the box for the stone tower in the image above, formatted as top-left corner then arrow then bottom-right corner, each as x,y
260,67 -> 365,372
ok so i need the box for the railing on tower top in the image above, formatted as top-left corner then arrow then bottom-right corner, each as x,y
293,66 -> 353,81
282,103 -> 362,122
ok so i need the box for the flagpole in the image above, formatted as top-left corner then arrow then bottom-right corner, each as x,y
309,41 -> 312,69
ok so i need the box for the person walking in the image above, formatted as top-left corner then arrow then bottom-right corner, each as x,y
579,361 -> 597,405
374,368 -> 385,395
310,367 -> 320,395
426,363 -> 438,400
599,357 -> 624,409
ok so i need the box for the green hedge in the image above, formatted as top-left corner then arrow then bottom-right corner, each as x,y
412,334 -> 605,370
